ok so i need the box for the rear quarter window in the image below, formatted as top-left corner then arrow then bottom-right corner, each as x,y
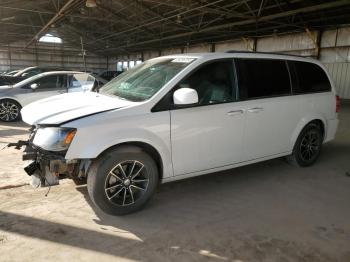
289,61 -> 331,94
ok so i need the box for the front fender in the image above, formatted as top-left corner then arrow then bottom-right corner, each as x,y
63,111 -> 172,178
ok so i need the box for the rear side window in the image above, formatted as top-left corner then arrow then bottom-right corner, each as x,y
290,61 -> 331,94
32,74 -> 66,89
235,59 -> 291,99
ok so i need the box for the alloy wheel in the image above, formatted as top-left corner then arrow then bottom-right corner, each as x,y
0,101 -> 19,122
299,130 -> 320,162
105,160 -> 149,206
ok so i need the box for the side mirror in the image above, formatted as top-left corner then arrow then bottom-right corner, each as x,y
173,87 -> 198,106
30,83 -> 38,90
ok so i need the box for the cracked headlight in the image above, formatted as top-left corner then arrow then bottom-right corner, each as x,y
32,127 -> 77,151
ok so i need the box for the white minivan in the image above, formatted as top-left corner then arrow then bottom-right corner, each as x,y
15,52 -> 339,215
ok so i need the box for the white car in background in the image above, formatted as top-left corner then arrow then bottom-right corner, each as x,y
15,52 -> 339,215
0,71 -> 106,122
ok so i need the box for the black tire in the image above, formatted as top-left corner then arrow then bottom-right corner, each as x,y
87,146 -> 159,215
0,99 -> 21,122
286,122 -> 323,167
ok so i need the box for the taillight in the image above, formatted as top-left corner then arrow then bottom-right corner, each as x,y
336,95 -> 340,113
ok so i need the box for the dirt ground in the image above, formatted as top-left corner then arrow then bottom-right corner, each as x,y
0,102 -> 349,262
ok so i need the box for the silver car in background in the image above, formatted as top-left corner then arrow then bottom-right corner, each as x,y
0,71 -> 106,122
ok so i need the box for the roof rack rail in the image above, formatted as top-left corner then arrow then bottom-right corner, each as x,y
225,50 -> 312,58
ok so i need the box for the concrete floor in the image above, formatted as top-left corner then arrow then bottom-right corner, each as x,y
0,102 -> 349,262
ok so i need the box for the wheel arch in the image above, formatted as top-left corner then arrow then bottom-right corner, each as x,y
0,97 -> 22,107
291,116 -> 326,150
96,142 -> 164,181
0,97 -> 22,121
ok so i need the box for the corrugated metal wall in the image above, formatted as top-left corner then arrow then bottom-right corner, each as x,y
325,63 -> 350,98
0,41 -> 109,74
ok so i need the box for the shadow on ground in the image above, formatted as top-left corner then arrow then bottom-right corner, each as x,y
2,152 -> 349,262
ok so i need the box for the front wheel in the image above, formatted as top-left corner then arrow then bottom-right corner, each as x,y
286,123 -> 323,167
87,147 -> 159,215
0,99 -> 21,122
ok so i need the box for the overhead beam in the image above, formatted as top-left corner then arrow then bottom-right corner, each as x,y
130,0 -> 194,31
0,5 -> 119,23
88,0 -> 226,44
90,0 -> 301,47
141,0 -> 232,16
0,31 -> 33,37
105,0 -> 350,51
24,0 -> 81,48
97,4 -> 158,38
0,21 -> 41,28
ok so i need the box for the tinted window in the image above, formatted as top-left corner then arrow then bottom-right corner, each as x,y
290,61 -> 331,94
236,59 -> 291,99
34,75 -> 66,89
178,60 -> 236,106
100,71 -> 117,80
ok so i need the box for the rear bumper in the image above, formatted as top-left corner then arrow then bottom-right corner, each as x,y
324,118 -> 339,143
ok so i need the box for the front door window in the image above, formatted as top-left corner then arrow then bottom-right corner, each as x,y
177,60 -> 236,106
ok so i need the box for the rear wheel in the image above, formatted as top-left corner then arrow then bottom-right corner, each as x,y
87,147 -> 159,215
286,123 -> 323,167
0,99 -> 21,122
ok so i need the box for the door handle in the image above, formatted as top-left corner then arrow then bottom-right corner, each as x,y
227,109 -> 244,116
247,107 -> 264,113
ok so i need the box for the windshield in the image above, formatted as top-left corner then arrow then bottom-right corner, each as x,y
99,57 -> 195,102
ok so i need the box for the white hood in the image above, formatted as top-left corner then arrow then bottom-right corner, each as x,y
21,92 -> 135,125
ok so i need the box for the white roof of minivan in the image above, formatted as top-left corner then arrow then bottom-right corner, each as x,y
160,51 -> 319,63
156,51 -> 325,70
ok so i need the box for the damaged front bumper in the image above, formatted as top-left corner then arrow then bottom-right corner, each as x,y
7,128 -> 88,188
